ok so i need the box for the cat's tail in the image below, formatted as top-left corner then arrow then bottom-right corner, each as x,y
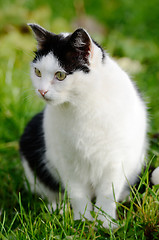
151,167 -> 159,185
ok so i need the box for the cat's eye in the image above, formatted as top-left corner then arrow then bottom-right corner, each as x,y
55,71 -> 66,81
35,68 -> 41,77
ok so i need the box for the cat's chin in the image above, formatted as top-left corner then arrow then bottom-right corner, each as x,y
36,91 -> 69,106
38,96 -> 52,103
43,98 -> 52,103
42,97 -> 70,107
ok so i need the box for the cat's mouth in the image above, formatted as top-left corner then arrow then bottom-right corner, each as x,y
42,96 -> 52,102
38,89 -> 52,102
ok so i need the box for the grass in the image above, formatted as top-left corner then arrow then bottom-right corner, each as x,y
0,0 -> 159,239
0,166 -> 159,239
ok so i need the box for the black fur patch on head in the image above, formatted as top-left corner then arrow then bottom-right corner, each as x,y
33,33 -> 90,74
29,24 -> 105,74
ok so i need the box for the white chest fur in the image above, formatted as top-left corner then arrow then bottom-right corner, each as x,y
43,56 -> 147,191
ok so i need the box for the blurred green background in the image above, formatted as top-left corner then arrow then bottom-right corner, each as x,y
0,0 -> 159,236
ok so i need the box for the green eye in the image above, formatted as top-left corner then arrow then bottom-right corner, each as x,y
55,71 -> 66,81
35,68 -> 41,77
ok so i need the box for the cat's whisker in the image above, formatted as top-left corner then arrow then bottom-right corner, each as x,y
22,95 -> 34,103
21,88 -> 37,101
22,88 -> 36,93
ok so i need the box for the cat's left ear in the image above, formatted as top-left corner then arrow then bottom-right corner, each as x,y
70,28 -> 93,58
28,23 -> 55,50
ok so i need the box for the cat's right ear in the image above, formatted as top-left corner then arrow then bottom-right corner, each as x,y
70,28 -> 92,53
69,28 -> 93,62
28,23 -> 55,50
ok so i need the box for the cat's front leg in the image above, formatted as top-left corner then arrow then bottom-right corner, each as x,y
95,193 -> 117,229
94,172 -> 125,229
67,180 -> 93,221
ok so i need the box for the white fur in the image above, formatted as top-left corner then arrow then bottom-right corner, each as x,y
151,167 -> 159,185
28,40 -> 148,228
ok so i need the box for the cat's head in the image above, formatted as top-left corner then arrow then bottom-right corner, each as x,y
29,23 -> 105,105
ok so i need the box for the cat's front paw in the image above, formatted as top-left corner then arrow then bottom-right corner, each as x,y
74,210 -> 93,222
102,219 -> 118,229
97,214 -> 118,229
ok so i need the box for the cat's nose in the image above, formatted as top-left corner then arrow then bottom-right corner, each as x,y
38,89 -> 48,97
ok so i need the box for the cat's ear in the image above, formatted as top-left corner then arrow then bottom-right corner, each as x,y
28,23 -> 55,50
70,28 -> 92,56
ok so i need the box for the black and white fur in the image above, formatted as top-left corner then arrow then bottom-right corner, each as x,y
20,24 -> 149,228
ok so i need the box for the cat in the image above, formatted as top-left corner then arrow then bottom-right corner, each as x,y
20,23 -> 148,228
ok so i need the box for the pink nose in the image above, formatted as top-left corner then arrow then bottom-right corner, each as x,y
38,89 -> 48,97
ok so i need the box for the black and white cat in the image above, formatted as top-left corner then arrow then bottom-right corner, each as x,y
20,23 -> 149,228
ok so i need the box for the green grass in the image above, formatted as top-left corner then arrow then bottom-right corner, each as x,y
0,166 -> 159,239
0,0 -> 159,239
